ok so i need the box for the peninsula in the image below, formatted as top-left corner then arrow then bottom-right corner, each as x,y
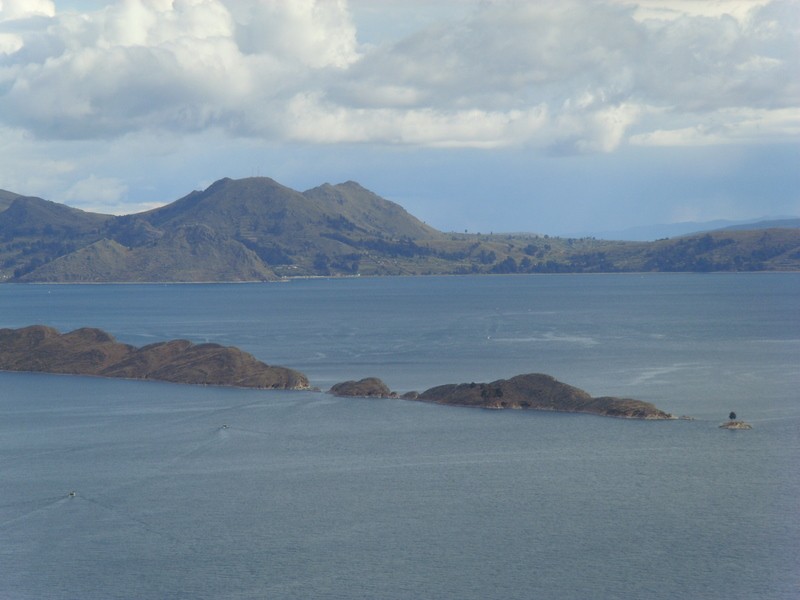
0,325 -> 310,389
329,374 -> 673,419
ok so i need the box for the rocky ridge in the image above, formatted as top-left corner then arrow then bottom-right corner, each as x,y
329,377 -> 396,398
2,176 -> 799,282
0,325 -> 309,389
329,373 -> 673,419
1,324 -> 673,420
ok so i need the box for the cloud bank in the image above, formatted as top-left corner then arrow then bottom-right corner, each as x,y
0,0 -> 797,154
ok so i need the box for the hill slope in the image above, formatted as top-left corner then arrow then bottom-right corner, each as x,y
2,177 -> 451,281
1,177 -> 798,282
0,194 -> 113,281
0,189 -> 23,212
17,225 -> 275,282
717,218 -> 800,232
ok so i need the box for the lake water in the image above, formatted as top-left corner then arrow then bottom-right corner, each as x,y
1,274 -> 798,599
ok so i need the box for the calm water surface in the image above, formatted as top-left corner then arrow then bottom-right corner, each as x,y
1,274 -> 798,599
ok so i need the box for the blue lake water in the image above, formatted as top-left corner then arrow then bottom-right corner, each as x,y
1,274 -> 798,599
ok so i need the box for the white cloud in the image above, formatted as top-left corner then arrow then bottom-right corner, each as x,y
615,0 -> 774,23
95,0 -> 234,49
64,174 -> 129,213
0,0 -> 796,153
630,107 -> 800,146
0,0 -> 54,55
0,0 -> 55,20
281,91 -> 551,148
0,0 -> 357,138
0,32 -> 20,54
0,124 -> 79,202
231,0 -> 359,68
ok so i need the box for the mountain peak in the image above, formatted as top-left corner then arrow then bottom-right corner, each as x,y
336,180 -> 367,190
204,176 -> 286,192
2,175 -> 798,282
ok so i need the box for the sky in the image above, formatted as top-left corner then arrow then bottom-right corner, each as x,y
0,0 -> 797,236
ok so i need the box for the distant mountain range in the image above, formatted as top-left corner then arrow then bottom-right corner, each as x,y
562,217 -> 800,241
1,177 -> 798,282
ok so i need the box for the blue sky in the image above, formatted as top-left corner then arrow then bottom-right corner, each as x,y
0,0 -> 797,235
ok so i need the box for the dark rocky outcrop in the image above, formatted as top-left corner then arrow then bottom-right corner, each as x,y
1,325 -> 673,419
414,373 -> 673,419
328,372 -> 672,420
0,325 -> 309,389
329,377 -> 396,398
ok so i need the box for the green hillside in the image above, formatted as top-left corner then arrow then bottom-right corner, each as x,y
0,177 -> 798,282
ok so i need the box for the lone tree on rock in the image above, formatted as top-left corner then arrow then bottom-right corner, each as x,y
729,411 -> 737,420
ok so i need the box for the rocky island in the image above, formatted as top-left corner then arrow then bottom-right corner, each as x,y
719,411 -> 752,429
0,325 -> 309,389
329,377 -> 397,398
329,373 -> 673,420
719,420 -> 752,430
2,324 -> 674,420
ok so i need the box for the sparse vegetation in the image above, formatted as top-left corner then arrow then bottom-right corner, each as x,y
0,177 -> 798,282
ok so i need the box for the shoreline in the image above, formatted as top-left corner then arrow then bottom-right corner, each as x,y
3,271 -> 798,286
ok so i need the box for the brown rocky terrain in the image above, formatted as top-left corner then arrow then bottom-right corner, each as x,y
1,325 -> 673,419
329,373 -> 673,419
0,325 -> 309,389
329,377 -> 396,398
415,373 -> 672,418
